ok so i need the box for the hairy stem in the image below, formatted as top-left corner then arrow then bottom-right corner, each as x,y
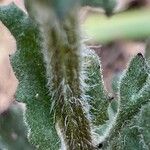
25,0 -> 94,149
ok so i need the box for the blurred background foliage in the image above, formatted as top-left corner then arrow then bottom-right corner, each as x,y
81,0 -> 117,15
79,0 -> 150,93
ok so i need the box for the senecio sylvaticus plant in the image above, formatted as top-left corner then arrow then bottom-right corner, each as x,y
0,0 -> 150,150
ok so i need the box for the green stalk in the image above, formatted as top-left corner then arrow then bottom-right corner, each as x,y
83,8 -> 150,44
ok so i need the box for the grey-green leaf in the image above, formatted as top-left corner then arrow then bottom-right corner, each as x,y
0,102 -> 34,150
119,54 -> 148,110
0,3 -> 59,149
108,102 -> 150,150
103,54 -> 150,149
84,49 -> 109,126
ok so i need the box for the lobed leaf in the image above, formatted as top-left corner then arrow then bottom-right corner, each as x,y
120,54 -> 148,107
103,54 -> 150,149
0,3 -> 60,149
108,102 -> 150,150
84,49 -> 109,126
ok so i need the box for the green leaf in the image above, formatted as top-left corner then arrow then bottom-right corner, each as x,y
81,0 -> 116,15
84,49 -> 109,126
107,100 -> 118,121
0,3 -> 60,149
112,72 -> 122,94
108,102 -> 150,150
116,53 -> 149,132
103,54 -> 150,149
120,54 -> 148,107
109,124 -> 144,150
92,99 -> 118,147
137,103 -> 150,148
0,102 -> 34,150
